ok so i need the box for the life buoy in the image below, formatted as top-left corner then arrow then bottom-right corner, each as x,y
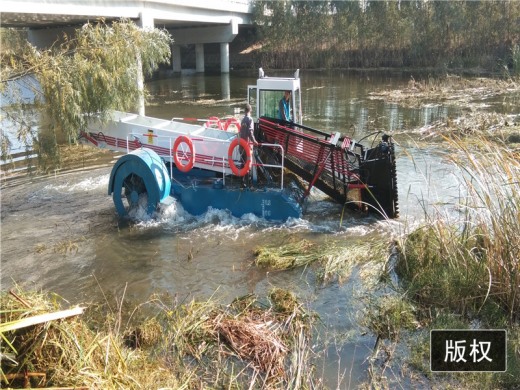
205,116 -> 222,130
173,135 -> 195,172
228,138 -> 251,177
224,117 -> 241,132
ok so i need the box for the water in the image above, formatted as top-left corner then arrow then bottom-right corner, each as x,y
1,69 -> 515,387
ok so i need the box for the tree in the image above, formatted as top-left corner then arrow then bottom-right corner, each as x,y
250,0 -> 520,70
1,19 -> 172,161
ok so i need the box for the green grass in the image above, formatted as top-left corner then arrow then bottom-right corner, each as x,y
396,222 -> 490,317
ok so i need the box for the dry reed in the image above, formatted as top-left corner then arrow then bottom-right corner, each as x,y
446,135 -> 520,320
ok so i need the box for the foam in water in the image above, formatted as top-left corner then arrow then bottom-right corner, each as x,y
44,174 -> 110,193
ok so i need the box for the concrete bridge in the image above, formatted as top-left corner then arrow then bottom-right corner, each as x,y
0,0 -> 253,73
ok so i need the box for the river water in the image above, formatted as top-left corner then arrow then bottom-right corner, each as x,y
1,69 -> 516,387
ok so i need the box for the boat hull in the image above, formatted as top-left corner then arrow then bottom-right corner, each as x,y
170,179 -> 302,221
107,147 -> 302,221
85,111 -> 237,175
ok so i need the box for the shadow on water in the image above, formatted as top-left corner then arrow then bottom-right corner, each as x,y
2,69 -> 513,388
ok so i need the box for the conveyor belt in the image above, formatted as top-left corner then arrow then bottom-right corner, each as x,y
258,117 -> 399,218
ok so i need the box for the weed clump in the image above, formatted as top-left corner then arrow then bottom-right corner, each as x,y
0,288 -> 182,389
397,222 -> 489,316
363,295 -> 417,342
1,286 -> 318,389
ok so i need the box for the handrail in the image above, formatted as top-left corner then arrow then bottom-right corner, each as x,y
126,133 -> 287,189
256,143 -> 285,189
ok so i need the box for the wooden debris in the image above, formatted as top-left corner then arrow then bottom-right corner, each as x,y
0,306 -> 85,333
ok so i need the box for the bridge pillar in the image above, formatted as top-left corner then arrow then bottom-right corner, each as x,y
138,11 -> 154,30
172,45 -> 181,73
195,44 -> 205,73
170,19 -> 238,74
220,42 -> 230,73
221,73 -> 230,100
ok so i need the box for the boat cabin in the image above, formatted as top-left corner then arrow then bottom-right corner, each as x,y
247,68 -> 302,125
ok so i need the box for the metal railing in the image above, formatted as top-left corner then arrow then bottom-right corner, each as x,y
125,133 -> 286,189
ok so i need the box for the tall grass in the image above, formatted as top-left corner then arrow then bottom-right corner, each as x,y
397,135 -> 520,322
452,136 -> 520,320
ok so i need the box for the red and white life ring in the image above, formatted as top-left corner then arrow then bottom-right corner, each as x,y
224,117 -> 241,132
173,135 -> 195,172
228,138 -> 251,177
205,116 -> 222,130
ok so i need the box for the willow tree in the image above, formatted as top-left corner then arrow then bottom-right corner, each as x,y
1,19 -> 172,161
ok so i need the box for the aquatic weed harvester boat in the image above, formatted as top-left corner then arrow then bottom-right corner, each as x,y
81,69 -> 398,221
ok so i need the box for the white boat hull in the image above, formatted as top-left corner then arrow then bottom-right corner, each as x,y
84,111 -> 238,175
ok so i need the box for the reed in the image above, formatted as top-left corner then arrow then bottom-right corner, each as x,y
512,44 -> 520,76
447,136 -> 520,321
360,135 -> 520,390
252,1 -> 520,71
397,135 -> 520,321
397,221 -> 490,316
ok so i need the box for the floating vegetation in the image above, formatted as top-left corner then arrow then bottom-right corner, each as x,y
166,288 -> 316,387
53,238 -> 81,254
269,287 -> 300,315
319,242 -> 389,285
253,238 -> 317,270
212,311 -> 288,378
369,75 -> 520,144
254,236 -> 390,285
369,75 -> 520,109
408,112 -> 520,143
1,286 -> 319,389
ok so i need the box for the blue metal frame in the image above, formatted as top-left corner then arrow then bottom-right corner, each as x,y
108,148 -> 302,221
